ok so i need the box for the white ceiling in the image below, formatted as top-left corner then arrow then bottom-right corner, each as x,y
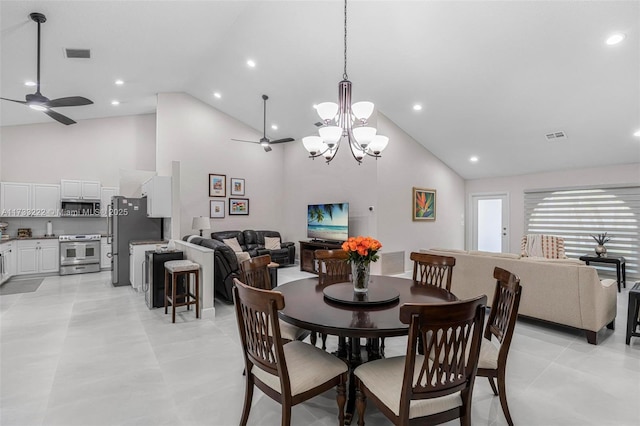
1,1 -> 638,179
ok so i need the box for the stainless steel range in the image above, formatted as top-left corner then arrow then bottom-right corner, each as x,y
59,234 -> 101,275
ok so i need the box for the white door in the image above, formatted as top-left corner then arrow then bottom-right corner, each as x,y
470,193 -> 509,252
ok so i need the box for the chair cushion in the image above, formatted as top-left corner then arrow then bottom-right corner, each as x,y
223,237 -> 243,253
164,260 -> 199,273
478,338 -> 499,370
354,355 -> 462,419
279,320 -> 308,341
264,236 -> 281,250
252,341 -> 347,396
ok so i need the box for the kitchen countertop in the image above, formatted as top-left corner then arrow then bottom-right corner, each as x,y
129,240 -> 169,246
1,235 -> 60,242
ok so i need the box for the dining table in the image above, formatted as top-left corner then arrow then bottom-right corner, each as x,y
277,275 -> 458,424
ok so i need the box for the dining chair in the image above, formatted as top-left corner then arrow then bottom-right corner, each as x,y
240,255 -> 310,342
354,295 -> 487,426
233,278 -> 349,426
410,251 -> 456,291
477,267 -> 522,426
313,249 -> 351,351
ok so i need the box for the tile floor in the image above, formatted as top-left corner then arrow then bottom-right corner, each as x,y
1,268 -> 639,426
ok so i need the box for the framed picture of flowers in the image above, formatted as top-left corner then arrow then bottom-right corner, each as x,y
413,187 -> 436,221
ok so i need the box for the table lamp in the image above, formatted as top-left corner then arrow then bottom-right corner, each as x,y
192,216 -> 211,237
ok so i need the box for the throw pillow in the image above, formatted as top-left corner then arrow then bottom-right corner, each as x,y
223,237 -> 243,253
264,236 -> 281,250
235,251 -> 251,264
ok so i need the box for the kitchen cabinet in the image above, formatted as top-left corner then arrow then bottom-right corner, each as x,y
16,239 -> 59,275
1,241 -> 16,283
141,176 -> 172,218
100,187 -> 118,217
61,180 -> 101,200
0,182 -> 60,217
32,184 -> 61,216
101,237 -> 112,269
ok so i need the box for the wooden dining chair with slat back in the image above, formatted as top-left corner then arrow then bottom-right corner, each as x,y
410,252 -> 456,291
313,249 -> 350,351
240,255 -> 310,343
477,267 -> 522,426
233,278 -> 349,426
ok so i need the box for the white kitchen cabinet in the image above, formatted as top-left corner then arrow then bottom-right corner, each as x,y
141,176 -> 172,218
1,182 -> 32,217
101,237 -> 112,269
100,187 -> 118,217
1,241 -> 16,283
16,239 -> 59,275
32,184 -> 61,217
61,180 -> 101,200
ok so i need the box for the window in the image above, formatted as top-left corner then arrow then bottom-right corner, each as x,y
524,185 -> 639,278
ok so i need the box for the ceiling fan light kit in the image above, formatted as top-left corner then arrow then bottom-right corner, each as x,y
302,0 -> 389,164
0,12 -> 93,125
231,94 -> 295,152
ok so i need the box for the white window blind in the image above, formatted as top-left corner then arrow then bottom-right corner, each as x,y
524,185 -> 640,279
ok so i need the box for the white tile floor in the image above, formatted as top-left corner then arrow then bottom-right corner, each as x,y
1,268 -> 639,426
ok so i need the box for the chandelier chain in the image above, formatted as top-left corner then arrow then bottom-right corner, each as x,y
343,0 -> 348,80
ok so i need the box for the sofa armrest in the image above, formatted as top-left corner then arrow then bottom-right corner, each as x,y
281,241 -> 294,248
578,268 -> 617,333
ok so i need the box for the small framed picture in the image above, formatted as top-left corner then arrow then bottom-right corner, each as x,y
230,178 -> 245,196
209,174 -> 226,197
413,187 -> 436,221
210,200 -> 225,218
229,198 -> 249,215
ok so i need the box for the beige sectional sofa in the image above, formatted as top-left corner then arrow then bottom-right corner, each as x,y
423,248 -> 617,344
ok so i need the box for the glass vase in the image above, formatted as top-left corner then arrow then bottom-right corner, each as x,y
351,261 -> 370,293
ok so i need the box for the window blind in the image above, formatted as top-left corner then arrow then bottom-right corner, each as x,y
524,185 -> 640,279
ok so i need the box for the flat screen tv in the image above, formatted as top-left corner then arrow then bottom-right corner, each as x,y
307,202 -> 349,242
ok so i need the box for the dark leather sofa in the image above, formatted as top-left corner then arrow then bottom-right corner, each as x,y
183,230 -> 295,303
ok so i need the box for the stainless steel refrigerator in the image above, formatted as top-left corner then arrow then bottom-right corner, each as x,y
110,196 -> 163,287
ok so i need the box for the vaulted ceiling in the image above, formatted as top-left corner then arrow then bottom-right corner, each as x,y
1,1 -> 638,179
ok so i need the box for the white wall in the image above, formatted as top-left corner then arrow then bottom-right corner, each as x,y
155,93 -> 288,238
465,163 -> 640,253
1,114 -> 156,186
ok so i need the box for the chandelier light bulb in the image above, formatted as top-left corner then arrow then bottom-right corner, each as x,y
368,135 -> 389,155
302,136 -> 325,155
352,126 -> 377,148
352,101 -> 374,122
316,102 -> 339,122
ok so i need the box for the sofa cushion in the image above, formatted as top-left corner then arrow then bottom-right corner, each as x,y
264,236 -> 281,250
223,237 -> 243,253
468,250 -> 521,259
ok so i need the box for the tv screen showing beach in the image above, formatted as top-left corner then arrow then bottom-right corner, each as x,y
307,203 -> 349,242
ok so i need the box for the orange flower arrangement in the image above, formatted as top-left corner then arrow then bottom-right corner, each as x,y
342,236 -> 382,265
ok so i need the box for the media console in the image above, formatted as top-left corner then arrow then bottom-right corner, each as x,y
299,240 -> 343,274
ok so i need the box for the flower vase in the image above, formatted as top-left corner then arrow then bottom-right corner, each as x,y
595,244 -> 607,257
351,261 -> 370,293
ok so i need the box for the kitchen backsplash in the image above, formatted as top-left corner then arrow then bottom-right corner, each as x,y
2,217 -> 108,237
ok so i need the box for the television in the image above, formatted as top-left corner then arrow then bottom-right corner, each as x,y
307,202 -> 349,242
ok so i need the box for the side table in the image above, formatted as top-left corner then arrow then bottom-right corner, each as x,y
627,282 -> 640,345
268,261 -> 279,287
579,255 -> 626,292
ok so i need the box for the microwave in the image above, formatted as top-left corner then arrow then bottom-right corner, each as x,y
60,200 -> 101,217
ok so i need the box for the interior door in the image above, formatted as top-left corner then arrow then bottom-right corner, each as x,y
470,193 -> 509,252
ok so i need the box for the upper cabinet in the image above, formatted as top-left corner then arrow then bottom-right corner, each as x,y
32,184 -> 61,215
141,176 -> 172,218
100,187 -> 119,217
1,182 -> 60,217
61,180 -> 101,200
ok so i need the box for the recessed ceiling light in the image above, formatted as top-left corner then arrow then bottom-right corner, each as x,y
413,104 -> 422,111
606,33 -> 626,45
246,59 -> 256,68
271,124 -> 278,130
469,156 -> 479,163
111,100 -> 120,106
213,92 -> 221,99
114,79 -> 124,86
634,129 -> 640,137
24,81 -> 36,87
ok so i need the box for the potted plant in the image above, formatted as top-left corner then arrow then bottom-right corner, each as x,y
591,232 -> 611,257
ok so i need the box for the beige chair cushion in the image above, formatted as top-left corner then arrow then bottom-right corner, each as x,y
279,320 -> 308,341
354,355 -> 462,419
264,236 -> 281,250
164,260 -> 199,272
223,237 -> 243,253
252,341 -> 348,396
478,338 -> 499,370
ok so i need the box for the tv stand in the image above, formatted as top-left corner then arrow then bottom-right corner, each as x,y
299,240 -> 343,274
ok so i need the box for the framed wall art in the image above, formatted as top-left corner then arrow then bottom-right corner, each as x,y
230,178 -> 245,196
210,200 -> 225,218
413,187 -> 436,221
229,198 -> 249,215
209,174 -> 226,197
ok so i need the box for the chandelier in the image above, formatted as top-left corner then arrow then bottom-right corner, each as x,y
302,0 -> 389,164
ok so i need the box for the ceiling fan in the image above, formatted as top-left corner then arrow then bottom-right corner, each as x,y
0,12 -> 93,125
232,94 -> 294,152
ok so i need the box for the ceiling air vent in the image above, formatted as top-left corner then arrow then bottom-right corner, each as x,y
545,131 -> 567,141
314,121 -> 324,127
64,48 -> 91,59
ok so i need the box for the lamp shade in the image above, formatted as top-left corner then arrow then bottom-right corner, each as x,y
302,136 -> 325,155
351,101 -> 374,121
192,216 -> 211,231
352,126 -> 377,148
368,135 -> 389,155
315,102 -> 339,122
318,126 -> 343,147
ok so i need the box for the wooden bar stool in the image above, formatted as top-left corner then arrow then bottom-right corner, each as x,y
164,260 -> 200,323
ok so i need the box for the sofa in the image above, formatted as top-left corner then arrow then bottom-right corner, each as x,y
183,230 -> 295,303
423,248 -> 617,344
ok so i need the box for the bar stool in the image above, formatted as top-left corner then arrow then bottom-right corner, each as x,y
164,260 -> 200,323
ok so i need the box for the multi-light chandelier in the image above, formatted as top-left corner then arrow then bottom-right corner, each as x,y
302,0 -> 389,164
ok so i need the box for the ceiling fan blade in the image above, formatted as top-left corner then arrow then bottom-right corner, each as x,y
0,97 -> 27,105
269,138 -> 295,144
45,96 -> 93,108
231,138 -> 260,144
264,145 -> 273,153
43,109 -> 76,125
